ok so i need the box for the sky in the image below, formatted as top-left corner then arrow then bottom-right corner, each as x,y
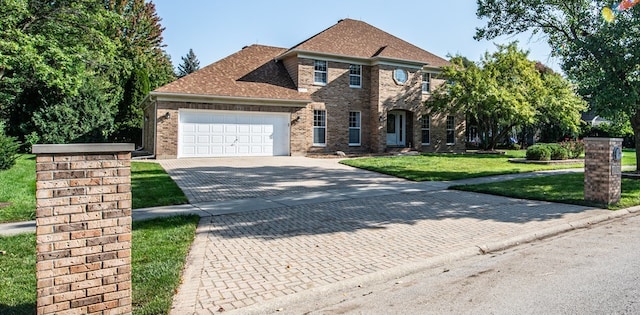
151,0 -> 561,72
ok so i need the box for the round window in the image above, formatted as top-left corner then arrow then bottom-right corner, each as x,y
393,68 -> 408,84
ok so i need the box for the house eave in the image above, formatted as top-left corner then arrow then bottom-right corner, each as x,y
277,49 -> 444,70
150,91 -> 311,107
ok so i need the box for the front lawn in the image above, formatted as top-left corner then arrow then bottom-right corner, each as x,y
0,157 -> 188,223
452,172 -> 640,210
341,151 -> 584,181
0,215 -> 200,315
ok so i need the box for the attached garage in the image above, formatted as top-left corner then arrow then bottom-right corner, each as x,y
178,110 -> 290,158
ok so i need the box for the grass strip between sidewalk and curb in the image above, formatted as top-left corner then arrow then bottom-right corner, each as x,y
0,215 -> 200,315
0,156 -> 188,223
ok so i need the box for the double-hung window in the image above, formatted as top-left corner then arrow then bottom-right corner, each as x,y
446,115 -> 455,145
349,64 -> 361,88
421,115 -> 430,145
422,72 -> 431,93
313,110 -> 326,146
349,111 -> 361,146
314,60 -> 327,85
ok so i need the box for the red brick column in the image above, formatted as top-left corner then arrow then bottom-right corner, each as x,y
32,144 -> 134,315
584,138 -> 623,205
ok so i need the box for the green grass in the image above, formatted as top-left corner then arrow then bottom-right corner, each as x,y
131,162 -> 188,209
341,151 -> 584,181
0,215 -> 200,315
0,158 -> 188,223
0,155 -> 36,223
452,172 -> 640,209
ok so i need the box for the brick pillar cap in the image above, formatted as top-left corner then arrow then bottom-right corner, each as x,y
583,137 -> 623,142
32,143 -> 134,154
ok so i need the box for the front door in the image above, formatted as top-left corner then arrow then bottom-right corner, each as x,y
386,111 -> 406,146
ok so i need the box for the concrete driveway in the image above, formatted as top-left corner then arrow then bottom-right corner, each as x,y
155,156 -> 616,314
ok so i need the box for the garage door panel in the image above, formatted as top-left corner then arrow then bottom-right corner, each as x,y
179,110 -> 289,158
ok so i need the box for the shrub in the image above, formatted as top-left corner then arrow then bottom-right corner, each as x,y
526,144 -> 551,161
0,124 -> 20,170
548,144 -> 569,160
560,140 -> 585,159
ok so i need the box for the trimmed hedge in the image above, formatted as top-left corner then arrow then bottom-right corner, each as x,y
526,143 -> 577,161
526,144 -> 551,161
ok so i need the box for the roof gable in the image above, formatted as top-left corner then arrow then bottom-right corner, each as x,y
154,44 -> 308,101
285,19 -> 449,67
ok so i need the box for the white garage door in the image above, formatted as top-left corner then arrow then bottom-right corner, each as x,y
179,110 -> 290,158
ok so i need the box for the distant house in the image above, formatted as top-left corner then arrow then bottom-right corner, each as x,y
142,19 -> 465,159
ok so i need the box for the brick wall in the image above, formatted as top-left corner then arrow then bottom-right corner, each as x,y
32,143 -> 134,315
584,138 -> 622,205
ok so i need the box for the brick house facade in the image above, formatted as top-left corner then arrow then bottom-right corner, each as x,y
143,19 -> 465,159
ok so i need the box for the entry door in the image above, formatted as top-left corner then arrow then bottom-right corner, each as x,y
386,111 -> 406,146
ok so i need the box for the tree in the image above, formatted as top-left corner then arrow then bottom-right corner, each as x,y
1,0 -> 123,145
426,43 -> 586,150
476,0 -> 640,169
176,49 -> 200,78
106,0 -> 175,145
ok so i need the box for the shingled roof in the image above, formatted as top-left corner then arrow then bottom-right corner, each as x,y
153,44 -> 309,102
153,19 -> 448,98
282,19 -> 449,67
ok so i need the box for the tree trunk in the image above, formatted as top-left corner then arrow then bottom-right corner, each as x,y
631,110 -> 640,173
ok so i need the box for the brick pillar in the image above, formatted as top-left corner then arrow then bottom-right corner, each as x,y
32,143 -> 134,315
584,138 -> 623,205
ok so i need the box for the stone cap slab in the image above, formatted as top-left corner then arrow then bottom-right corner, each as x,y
32,143 -> 134,154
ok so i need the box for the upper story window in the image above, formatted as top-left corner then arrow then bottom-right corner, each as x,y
314,60 -> 327,85
422,72 -> 431,93
393,68 -> 408,84
349,64 -> 362,88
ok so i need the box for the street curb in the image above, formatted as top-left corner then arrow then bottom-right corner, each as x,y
226,207 -> 640,315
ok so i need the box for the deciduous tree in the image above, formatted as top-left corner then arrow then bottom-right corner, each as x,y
476,0 -> 640,167
426,43 -> 585,150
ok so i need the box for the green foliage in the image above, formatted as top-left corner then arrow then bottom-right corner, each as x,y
476,0 -> 640,172
176,48 -> 200,78
0,123 -> 20,170
560,140 -> 585,159
1,0 -> 174,146
426,43 -> 586,151
526,144 -> 551,161
526,143 -> 572,160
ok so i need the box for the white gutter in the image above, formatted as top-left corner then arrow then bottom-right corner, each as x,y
150,91 -> 311,107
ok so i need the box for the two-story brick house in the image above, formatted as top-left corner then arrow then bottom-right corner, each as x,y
142,19 -> 465,159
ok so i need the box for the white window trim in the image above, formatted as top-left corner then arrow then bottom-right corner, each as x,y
349,64 -> 362,88
422,72 -> 431,94
314,60 -> 328,86
393,68 -> 408,85
421,115 -> 430,145
349,111 -> 361,146
313,109 -> 327,147
446,116 -> 455,145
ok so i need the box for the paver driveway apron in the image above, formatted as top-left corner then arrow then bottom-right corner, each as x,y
157,157 -> 607,314
157,156 -> 409,204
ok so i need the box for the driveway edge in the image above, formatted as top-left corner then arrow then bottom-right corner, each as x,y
224,206 -> 640,315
